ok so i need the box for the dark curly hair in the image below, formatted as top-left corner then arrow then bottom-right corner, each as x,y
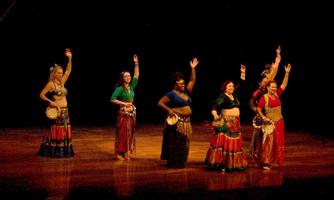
171,71 -> 184,84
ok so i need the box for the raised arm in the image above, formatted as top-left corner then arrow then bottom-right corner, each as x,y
133,54 -> 139,79
186,57 -> 199,93
62,48 -> 72,84
267,45 -> 281,81
280,63 -> 291,90
240,64 -> 246,80
234,64 -> 246,94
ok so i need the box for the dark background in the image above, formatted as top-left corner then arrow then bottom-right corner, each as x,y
1,0 -> 333,135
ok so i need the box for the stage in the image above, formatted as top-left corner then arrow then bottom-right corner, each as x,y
0,123 -> 333,200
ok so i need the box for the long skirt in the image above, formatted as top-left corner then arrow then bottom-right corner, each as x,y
38,107 -> 74,158
115,110 -> 136,157
250,127 -> 263,166
261,119 -> 285,166
160,116 -> 192,168
205,115 -> 248,171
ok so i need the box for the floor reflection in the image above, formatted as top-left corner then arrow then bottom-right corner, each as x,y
0,125 -> 333,200
112,161 -> 136,198
206,168 -> 283,190
40,158 -> 74,199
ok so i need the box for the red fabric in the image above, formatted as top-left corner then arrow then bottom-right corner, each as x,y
210,133 -> 244,152
252,89 -> 260,97
45,125 -> 72,140
256,87 -> 285,166
274,119 -> 285,166
257,88 -> 283,108
116,114 -> 135,153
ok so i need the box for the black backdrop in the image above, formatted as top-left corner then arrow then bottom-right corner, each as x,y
1,1 -> 333,135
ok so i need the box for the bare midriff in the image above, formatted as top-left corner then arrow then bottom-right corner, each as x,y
53,96 -> 67,108
222,107 -> 240,116
172,106 -> 192,116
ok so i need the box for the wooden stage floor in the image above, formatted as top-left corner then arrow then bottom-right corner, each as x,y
0,123 -> 333,200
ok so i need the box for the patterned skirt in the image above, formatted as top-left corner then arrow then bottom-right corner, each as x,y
205,115 -> 248,171
38,107 -> 74,158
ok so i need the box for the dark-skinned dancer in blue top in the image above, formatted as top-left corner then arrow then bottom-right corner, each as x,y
205,64 -> 248,172
111,54 -> 139,161
157,57 -> 199,168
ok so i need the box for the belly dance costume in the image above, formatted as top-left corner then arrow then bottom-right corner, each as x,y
38,83 -> 74,157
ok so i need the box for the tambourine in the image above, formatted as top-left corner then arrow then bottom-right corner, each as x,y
262,120 -> 275,135
262,120 -> 275,144
252,115 -> 263,129
45,106 -> 60,119
166,114 -> 180,125
212,118 -> 225,128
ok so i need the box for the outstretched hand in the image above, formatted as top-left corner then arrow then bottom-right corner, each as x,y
285,63 -> 292,73
64,48 -> 72,58
133,54 -> 139,64
240,64 -> 246,73
190,57 -> 199,69
276,45 -> 281,54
